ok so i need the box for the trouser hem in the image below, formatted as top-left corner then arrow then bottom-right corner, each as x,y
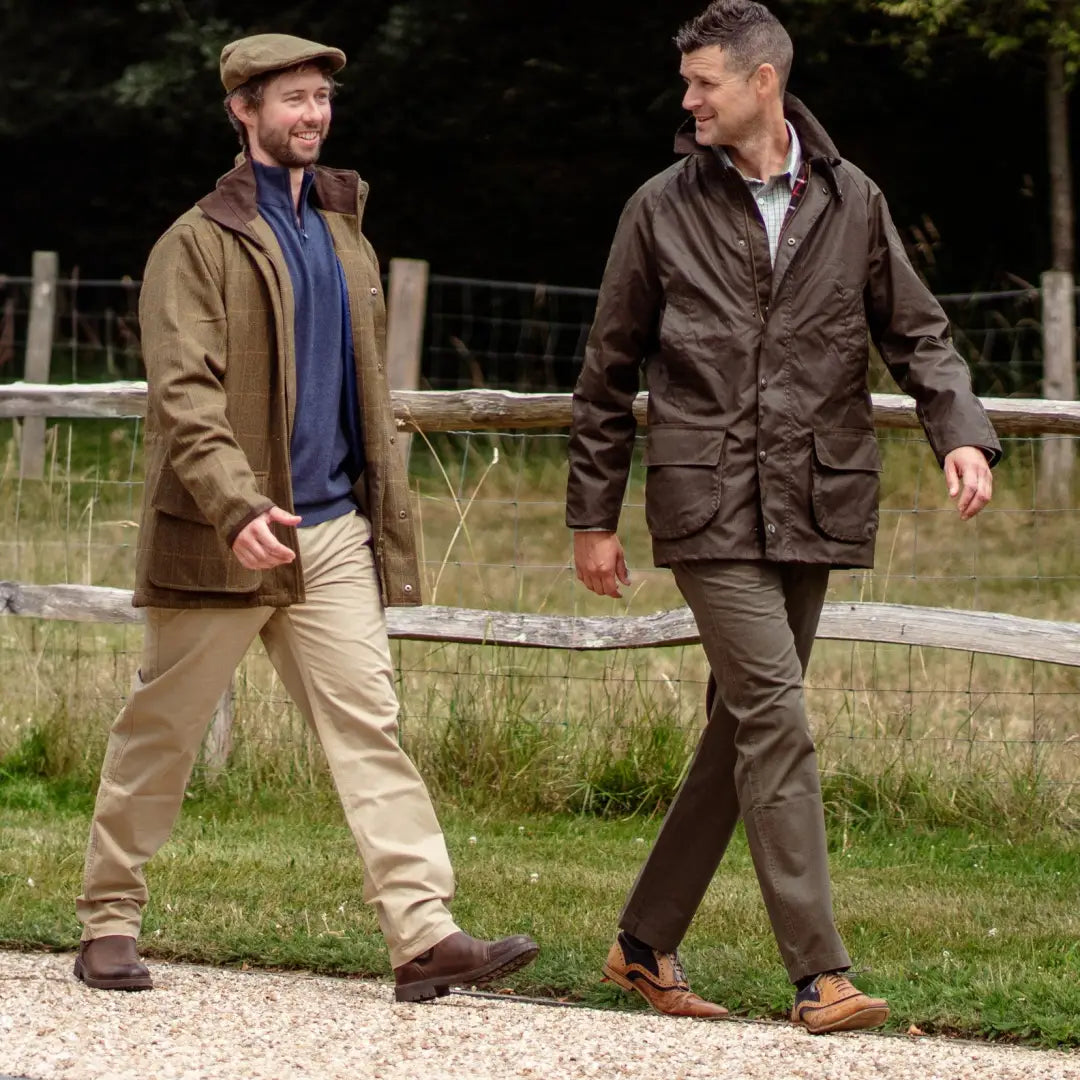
617,910 -> 679,953
786,950 -> 853,986
388,916 -> 460,970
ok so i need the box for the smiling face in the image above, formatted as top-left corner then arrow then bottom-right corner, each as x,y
679,44 -> 775,148
232,65 -> 332,168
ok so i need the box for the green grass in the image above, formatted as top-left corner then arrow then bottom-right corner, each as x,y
0,776 -> 1077,1048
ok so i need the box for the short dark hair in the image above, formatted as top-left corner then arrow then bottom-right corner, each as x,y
224,59 -> 339,148
675,1 -> 793,92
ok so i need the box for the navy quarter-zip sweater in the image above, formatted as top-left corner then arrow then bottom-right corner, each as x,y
253,161 -> 364,527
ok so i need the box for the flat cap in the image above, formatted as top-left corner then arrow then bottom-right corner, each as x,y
220,33 -> 346,92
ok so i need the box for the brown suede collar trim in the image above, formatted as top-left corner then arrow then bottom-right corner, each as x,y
196,157 -> 368,240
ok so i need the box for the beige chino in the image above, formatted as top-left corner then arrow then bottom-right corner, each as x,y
619,559 -> 851,984
78,512 -> 458,967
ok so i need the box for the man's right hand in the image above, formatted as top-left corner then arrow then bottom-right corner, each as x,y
574,531 -> 631,598
232,506 -> 302,570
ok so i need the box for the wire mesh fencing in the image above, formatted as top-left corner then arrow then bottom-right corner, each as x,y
0,269 -> 1078,819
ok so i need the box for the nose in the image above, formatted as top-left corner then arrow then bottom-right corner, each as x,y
682,85 -> 701,112
301,97 -> 322,124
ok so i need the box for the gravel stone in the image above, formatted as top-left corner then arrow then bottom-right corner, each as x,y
1,951 -> 1077,1080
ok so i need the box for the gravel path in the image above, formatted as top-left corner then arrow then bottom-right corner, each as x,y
1,951 -> 1077,1080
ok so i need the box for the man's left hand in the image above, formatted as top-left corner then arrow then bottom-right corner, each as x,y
944,446 -> 993,520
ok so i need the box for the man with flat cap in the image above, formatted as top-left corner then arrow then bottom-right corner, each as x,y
74,33 -> 538,1002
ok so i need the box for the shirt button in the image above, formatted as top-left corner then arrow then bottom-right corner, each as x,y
759,450 -> 767,462
766,523 -> 777,535
787,237 -> 797,246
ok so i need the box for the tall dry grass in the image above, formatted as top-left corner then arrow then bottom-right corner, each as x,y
0,417 -> 1077,827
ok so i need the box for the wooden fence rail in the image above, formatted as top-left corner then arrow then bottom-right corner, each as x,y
2,582 -> 1079,668
3,382 -> 1080,435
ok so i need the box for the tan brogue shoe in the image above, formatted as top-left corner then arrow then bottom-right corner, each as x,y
73,935 -> 153,991
393,930 -> 539,1003
602,931 -> 729,1019
791,973 -> 889,1034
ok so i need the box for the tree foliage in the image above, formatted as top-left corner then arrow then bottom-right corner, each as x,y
869,0 -> 1080,75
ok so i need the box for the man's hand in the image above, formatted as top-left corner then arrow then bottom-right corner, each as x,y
232,506 -> 302,570
944,446 -> 993,520
574,531 -> 631,598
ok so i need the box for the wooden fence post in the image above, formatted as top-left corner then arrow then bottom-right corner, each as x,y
202,681 -> 235,779
19,251 -> 58,480
1040,269 -> 1077,501
385,258 -> 429,467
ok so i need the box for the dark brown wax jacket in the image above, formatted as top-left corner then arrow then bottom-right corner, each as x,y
133,158 -> 421,608
566,96 -> 1001,570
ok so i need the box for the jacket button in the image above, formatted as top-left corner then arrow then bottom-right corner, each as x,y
766,523 -> 777,535
370,287 -> 378,295
787,237 -> 796,246
399,509 -> 407,519
760,376 -> 767,389
389,435 -> 396,445
759,450 -> 767,462
403,584 -> 413,593
738,239 -> 747,247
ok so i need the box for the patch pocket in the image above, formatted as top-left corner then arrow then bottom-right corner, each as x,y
147,468 -> 267,592
644,425 -> 726,540
810,428 -> 882,543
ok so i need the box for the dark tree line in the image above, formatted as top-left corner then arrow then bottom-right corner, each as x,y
2,0 -> 1075,290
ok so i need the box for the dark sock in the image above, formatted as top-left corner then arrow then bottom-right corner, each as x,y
623,931 -> 653,951
796,968 -> 848,992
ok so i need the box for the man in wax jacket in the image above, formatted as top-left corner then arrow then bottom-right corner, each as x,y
74,33 -> 537,1002
567,0 -> 1000,1033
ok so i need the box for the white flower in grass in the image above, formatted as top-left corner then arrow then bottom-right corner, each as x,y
634,837 -> 645,845
26,878 -> 34,888
468,835 -> 478,845
987,927 -> 998,937
529,872 -> 539,884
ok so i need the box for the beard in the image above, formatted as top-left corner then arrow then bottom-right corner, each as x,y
255,122 -> 327,168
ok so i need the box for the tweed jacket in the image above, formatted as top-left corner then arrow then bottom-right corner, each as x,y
567,96 -> 1001,569
133,158 -> 421,609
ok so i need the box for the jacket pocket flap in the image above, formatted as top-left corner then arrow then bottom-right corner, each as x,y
644,426 -> 726,467
813,429 -> 881,472
151,468 -> 270,524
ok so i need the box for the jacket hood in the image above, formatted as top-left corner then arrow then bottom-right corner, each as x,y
674,93 -> 841,168
196,155 -> 369,240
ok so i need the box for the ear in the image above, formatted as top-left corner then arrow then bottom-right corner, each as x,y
754,63 -> 779,99
229,93 -> 255,129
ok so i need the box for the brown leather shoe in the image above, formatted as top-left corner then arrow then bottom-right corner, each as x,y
73,935 -> 153,991
791,973 -> 889,1034
393,930 -> 539,1002
602,932 -> 729,1019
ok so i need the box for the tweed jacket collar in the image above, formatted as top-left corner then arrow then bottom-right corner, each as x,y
197,155 -> 371,242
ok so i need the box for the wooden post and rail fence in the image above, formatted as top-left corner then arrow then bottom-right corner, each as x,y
3,250 -> 1080,769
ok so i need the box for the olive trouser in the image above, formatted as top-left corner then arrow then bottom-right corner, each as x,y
619,559 -> 851,984
77,511 -> 459,968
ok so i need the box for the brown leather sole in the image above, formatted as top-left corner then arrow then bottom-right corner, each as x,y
73,954 -> 153,991
602,962 -> 729,1020
394,939 -> 539,1003
796,1003 -> 890,1034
